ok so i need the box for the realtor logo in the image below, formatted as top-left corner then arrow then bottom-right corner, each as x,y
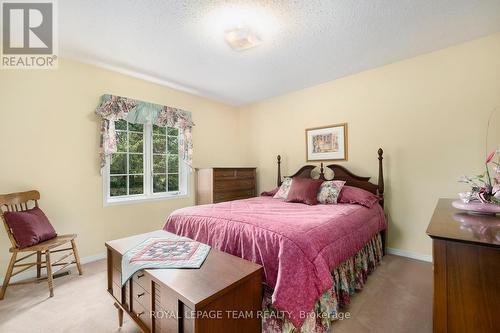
1,0 -> 57,69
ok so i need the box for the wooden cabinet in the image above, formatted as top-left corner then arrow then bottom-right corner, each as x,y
106,230 -> 263,333
196,167 -> 256,205
426,199 -> 500,333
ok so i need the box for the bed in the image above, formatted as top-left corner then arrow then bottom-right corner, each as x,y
163,149 -> 387,333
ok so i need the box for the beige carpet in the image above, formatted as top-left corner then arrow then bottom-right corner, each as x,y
0,254 -> 432,333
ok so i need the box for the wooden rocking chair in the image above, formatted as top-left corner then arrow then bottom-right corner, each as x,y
0,190 -> 83,300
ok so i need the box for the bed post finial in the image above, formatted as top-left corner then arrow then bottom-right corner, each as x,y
377,148 -> 384,206
277,155 -> 282,187
319,162 -> 325,180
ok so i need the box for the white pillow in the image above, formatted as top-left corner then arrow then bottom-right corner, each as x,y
273,177 -> 293,200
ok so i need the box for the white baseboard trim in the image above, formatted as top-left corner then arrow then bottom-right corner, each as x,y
79,252 -> 106,265
387,247 -> 432,262
0,251 -> 106,285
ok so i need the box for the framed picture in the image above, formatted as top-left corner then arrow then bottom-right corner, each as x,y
306,123 -> 348,161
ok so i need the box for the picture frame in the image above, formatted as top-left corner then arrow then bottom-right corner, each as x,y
305,123 -> 348,161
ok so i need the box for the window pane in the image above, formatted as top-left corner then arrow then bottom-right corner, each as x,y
167,136 -> 178,153
153,175 -> 167,193
129,132 -> 143,153
110,176 -> 127,196
168,174 -> 179,192
128,123 -> 143,132
153,135 -> 166,154
129,154 -> 143,174
153,154 -> 166,174
167,127 -> 178,136
108,121 -> 185,201
129,175 -> 143,195
115,119 -> 127,131
110,153 -> 126,174
168,154 -> 178,173
116,131 -> 127,152
153,125 -> 166,135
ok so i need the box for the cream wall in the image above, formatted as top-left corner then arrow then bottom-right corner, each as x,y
238,33 -> 500,256
0,59 -> 245,276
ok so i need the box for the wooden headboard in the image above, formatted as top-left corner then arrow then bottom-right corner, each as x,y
277,148 -> 385,206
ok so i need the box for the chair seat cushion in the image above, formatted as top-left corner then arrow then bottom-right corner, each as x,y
4,207 -> 57,249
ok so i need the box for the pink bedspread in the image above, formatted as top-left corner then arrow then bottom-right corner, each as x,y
163,196 -> 386,327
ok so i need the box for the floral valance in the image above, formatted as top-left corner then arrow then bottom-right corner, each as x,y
95,94 -> 194,169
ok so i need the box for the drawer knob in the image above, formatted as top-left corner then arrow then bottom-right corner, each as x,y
137,273 -> 144,279
137,292 -> 145,298
137,311 -> 144,317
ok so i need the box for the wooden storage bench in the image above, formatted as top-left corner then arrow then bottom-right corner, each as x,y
105,230 -> 263,333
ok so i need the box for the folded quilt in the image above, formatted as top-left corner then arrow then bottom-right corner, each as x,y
121,233 -> 210,286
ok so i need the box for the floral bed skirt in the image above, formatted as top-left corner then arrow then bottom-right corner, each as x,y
262,233 -> 384,333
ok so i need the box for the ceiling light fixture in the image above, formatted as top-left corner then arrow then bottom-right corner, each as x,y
203,4 -> 281,52
224,26 -> 262,51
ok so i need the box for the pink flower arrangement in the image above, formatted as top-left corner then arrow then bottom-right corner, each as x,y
459,149 -> 500,205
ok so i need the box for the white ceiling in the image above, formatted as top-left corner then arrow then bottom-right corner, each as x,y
60,0 -> 500,106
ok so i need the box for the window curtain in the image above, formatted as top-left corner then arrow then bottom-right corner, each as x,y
95,94 -> 194,169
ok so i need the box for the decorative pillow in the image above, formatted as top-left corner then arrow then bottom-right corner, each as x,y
338,186 -> 380,208
261,187 -> 279,197
3,207 -> 57,249
273,177 -> 293,200
285,178 -> 324,205
317,180 -> 346,204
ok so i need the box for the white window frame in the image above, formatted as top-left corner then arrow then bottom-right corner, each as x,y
103,123 -> 188,206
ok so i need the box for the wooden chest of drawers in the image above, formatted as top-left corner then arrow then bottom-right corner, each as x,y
196,167 -> 256,205
426,199 -> 500,333
106,230 -> 263,333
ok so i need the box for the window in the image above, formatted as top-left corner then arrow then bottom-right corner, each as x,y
104,119 -> 188,205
